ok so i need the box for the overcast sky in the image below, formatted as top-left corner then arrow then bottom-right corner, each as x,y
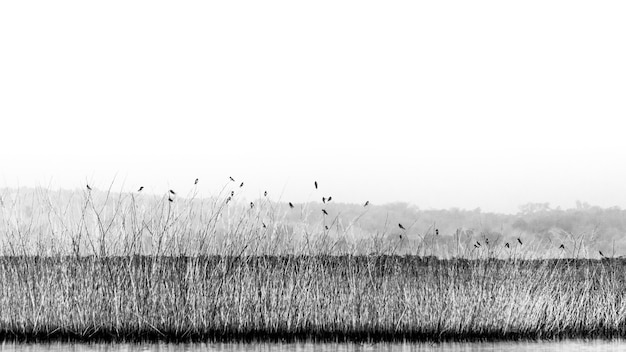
1,1 -> 625,214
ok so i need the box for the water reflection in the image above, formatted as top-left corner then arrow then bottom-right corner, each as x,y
0,340 -> 623,352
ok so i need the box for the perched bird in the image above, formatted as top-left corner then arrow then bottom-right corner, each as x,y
250,202 -> 254,208
398,223 -> 405,230
474,244 -> 479,248
485,238 -> 489,245
435,229 -> 439,236
399,234 -> 403,239
264,191 -> 268,197
322,209 -> 328,215
364,201 -> 369,207
325,226 -> 329,230
262,222 -> 267,228
169,190 -> 176,195
231,191 -> 235,197
314,181 -> 318,189
240,182 -> 244,188
168,196 -> 173,202
517,238 -> 523,245
599,251 -> 605,257
559,244 -> 565,249
86,184 -> 92,191
327,196 -> 332,202
229,176 -> 235,182
322,197 -> 326,203
476,241 -> 481,247
289,202 -> 294,209
226,197 -> 231,203
138,186 -> 144,192
194,178 -> 199,185
505,242 -> 510,248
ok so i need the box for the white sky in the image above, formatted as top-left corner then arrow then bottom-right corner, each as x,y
1,1 -> 625,214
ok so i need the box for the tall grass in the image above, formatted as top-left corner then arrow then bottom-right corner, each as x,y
0,185 -> 624,342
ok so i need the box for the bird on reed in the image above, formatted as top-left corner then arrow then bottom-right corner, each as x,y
328,196 -> 332,202
485,238 -> 489,245
240,182 -> 244,188
230,176 -> 235,182
474,244 -> 479,248
322,197 -> 326,203
86,184 -> 92,191
505,243 -> 510,248
599,251 -> 605,257
399,234 -> 403,239
168,196 -> 173,202
325,226 -> 329,230
364,201 -> 369,207
476,241 -> 481,247
398,223 -> 405,230
314,181 -> 318,189
138,186 -> 144,192
250,202 -> 254,208
289,202 -> 294,209
517,238 -> 523,245
231,191 -> 235,197
263,222 -> 267,228
322,209 -> 328,215
559,244 -> 565,249
194,178 -> 199,185
264,190 -> 267,197
169,190 -> 176,195
435,229 -> 439,236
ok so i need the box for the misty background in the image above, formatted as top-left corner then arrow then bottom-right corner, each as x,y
1,1 -> 625,215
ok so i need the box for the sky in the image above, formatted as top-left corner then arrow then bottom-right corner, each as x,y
1,1 -> 625,214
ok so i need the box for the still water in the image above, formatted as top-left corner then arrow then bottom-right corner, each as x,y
0,341 -> 624,352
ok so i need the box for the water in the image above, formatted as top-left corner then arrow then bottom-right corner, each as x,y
0,341 -> 623,352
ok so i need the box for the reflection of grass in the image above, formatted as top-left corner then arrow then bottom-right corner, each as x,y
0,255 -> 623,342
0,186 -> 623,342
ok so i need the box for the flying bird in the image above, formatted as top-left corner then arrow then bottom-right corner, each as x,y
559,244 -> 565,249
398,223 -> 405,230
169,190 -> 176,195
322,209 -> 328,215
505,243 -> 510,248
194,178 -> 199,185
364,201 -> 369,207
289,202 -> 294,209
517,238 -> 523,245
314,181 -> 318,189
138,186 -> 144,192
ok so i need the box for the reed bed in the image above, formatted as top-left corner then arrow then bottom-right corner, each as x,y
0,185 -> 625,342
0,255 -> 625,342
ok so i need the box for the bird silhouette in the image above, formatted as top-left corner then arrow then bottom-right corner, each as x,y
505,243 -> 510,248
599,251 -> 605,257
230,176 -> 235,182
435,229 -> 439,236
262,222 -> 267,228
398,223 -> 405,230
264,191 -> 267,197
314,181 -> 318,189
517,238 -> 523,245
476,241 -> 481,247
240,182 -> 244,188
168,196 -> 173,202
327,196 -> 332,202
399,234 -> 403,239
169,190 -> 176,195
364,201 -> 369,207
86,184 -> 92,191
138,186 -> 144,192
322,209 -> 328,215
226,197 -> 231,203
559,244 -> 565,249
485,238 -> 489,245
289,202 -> 294,209
474,244 -> 479,248
325,226 -> 329,230
250,202 -> 254,208
194,178 -> 199,185
322,197 -> 326,203
231,191 -> 235,197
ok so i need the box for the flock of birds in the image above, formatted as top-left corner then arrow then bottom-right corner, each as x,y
85,179 -> 608,258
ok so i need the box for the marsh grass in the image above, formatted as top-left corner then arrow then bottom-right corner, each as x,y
0,186 -> 625,342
